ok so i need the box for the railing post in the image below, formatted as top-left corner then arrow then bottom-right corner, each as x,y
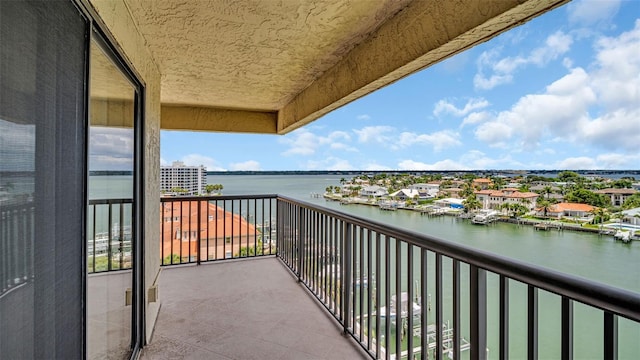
343,222 -> 352,335
500,276 -> 510,360
528,286 -> 538,360
604,312 -> 618,360
196,200 -> 201,265
471,265 -> 487,360
561,297 -> 573,360
297,206 -> 304,282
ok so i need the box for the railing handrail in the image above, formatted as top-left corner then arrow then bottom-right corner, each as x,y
160,194 -> 278,202
277,195 -> 640,322
89,198 -> 133,205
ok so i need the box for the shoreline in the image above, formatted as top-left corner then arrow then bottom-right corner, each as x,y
323,193 -> 625,237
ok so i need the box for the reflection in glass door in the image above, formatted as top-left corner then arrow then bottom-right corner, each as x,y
87,35 -> 138,359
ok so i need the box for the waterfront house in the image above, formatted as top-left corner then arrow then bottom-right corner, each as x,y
409,182 -> 440,197
439,187 -> 463,198
475,189 -> 539,211
537,202 -> 596,220
595,188 -> 638,207
359,185 -> 389,198
434,197 -> 465,209
621,208 -> 640,226
473,178 -> 493,190
390,189 -> 422,201
5,1 -> 634,360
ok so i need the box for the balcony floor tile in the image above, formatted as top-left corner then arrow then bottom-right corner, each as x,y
141,257 -> 367,360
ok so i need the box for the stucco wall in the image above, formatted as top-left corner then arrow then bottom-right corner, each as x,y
88,0 -> 162,344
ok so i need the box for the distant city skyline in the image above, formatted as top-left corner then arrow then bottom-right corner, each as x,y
158,0 -> 639,172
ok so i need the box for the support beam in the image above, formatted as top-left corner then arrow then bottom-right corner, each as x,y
161,105 -> 277,134
277,0 -> 568,134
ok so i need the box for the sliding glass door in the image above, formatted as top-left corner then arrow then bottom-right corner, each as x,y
86,33 -> 141,359
1,1 -> 144,358
0,1 -> 88,358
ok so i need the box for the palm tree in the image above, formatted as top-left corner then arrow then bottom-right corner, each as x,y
537,199 -> 552,218
462,195 -> 482,213
204,184 -> 216,195
591,207 -> 609,225
491,176 -> 506,190
518,183 -> 530,193
542,185 -> 553,199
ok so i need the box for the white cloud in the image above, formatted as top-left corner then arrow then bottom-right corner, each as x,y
229,160 -> 261,171
474,31 -> 573,90
362,163 -> 392,171
594,153 -> 640,169
553,152 -> 639,170
280,129 -> 320,156
160,158 -> 169,166
89,126 -> 134,171
567,0 -> 621,26
474,121 -> 513,148
461,111 -> 491,127
180,154 -> 226,171
357,114 -> 371,121
353,126 -> 395,144
473,22 -> 640,154
457,150 -> 525,170
280,129 -> 354,156
397,159 -> 468,171
306,157 -> 353,171
398,130 -> 462,152
433,98 -> 489,117
553,156 -> 597,170
591,20 -> 640,110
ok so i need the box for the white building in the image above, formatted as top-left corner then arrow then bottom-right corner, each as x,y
475,189 -> 539,211
409,183 -> 440,197
161,161 -> 207,196
359,185 -> 388,198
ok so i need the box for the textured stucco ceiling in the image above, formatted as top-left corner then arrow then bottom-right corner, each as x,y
120,0 -> 569,134
124,0 -> 411,111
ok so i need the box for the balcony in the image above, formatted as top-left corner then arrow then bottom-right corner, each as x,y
84,195 -> 640,359
140,258 -> 366,360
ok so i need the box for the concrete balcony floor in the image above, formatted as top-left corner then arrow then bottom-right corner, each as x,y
141,257 -> 367,360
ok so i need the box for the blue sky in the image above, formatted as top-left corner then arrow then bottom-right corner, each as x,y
161,0 -> 640,171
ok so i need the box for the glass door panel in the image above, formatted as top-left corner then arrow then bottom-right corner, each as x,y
87,37 -> 137,359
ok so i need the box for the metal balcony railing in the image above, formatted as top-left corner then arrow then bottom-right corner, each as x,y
160,195 -> 277,265
276,195 -> 640,360
0,202 -> 34,296
87,199 -> 133,273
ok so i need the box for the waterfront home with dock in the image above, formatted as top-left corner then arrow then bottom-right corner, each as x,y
359,185 -> 389,198
475,188 -> 539,211
536,202 -> 596,220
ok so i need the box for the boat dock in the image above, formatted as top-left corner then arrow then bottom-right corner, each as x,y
534,221 -> 563,231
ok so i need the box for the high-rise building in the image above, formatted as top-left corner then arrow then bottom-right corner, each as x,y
161,161 -> 207,196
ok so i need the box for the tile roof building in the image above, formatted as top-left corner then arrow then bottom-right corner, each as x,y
595,188 -> 638,207
161,201 -> 259,261
475,189 -> 539,211
537,202 -> 597,219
